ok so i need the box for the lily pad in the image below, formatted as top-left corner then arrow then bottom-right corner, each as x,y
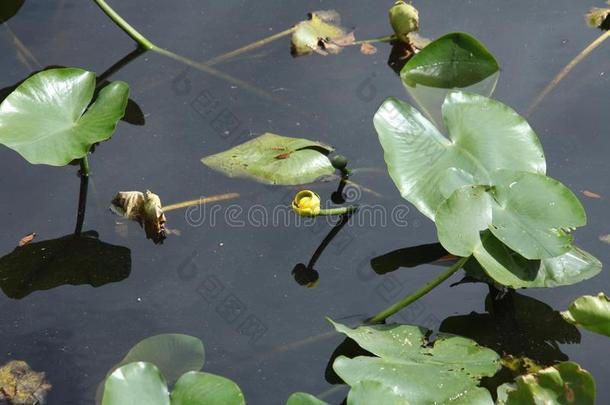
329,319 -> 500,404
0,0 -> 24,23
463,234 -> 602,288
291,11 -> 350,56
497,362 -> 595,405
0,68 -> 129,166
401,32 -> 499,88
561,293 -> 610,337
171,371 -> 245,405
102,362 -> 170,405
436,170 -> 586,261
201,133 -> 335,185
286,392 -> 329,405
374,91 -> 545,220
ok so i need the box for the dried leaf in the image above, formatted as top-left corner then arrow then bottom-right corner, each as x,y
0,360 -> 51,405
111,190 -> 167,244
582,190 -> 602,199
291,10 -> 349,57
17,233 -> 35,247
360,42 -> 378,55
586,7 -> 610,29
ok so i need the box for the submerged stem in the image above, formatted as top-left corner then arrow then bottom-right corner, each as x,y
162,192 -> 240,212
318,205 -> 359,216
353,35 -> 395,45
74,155 -> 90,236
527,29 -> 610,116
368,255 -> 470,323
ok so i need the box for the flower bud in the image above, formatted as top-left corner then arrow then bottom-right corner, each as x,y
292,190 -> 321,216
389,1 -> 419,43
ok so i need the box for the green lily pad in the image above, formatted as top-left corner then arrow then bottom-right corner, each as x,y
436,170 -> 586,261
0,67 -> 129,166
286,392 -> 329,405
171,371 -> 245,405
201,133 -> 335,185
102,362 -> 170,405
374,91 -> 545,220
0,0 -> 24,23
497,362 -> 595,405
463,234 -> 602,288
329,319 -> 500,404
402,32 -> 499,89
347,381 -> 410,405
561,293 -> 610,337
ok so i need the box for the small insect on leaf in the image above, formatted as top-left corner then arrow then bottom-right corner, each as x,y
18,233 -> 36,247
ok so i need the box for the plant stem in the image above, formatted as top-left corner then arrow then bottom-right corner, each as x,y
318,205 -> 359,216
162,192 -> 240,212
74,155 -> 90,236
92,0 -> 154,49
368,255 -> 470,323
353,34 -> 395,45
527,29 -> 610,116
203,27 -> 296,67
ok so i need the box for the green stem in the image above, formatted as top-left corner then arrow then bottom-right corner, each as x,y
368,255 -> 470,323
92,0 -> 154,49
318,205 -> 359,216
353,34 -> 395,45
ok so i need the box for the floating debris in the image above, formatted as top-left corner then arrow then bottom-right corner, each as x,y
582,190 -> 602,199
0,360 -> 51,405
291,11 -> 352,56
17,233 -> 35,247
111,190 -> 167,244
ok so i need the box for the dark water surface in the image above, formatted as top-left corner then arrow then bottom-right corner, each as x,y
1,1 -> 609,403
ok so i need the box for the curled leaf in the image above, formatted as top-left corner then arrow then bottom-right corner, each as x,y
291,11 -> 349,56
0,360 -> 51,405
111,191 -> 167,244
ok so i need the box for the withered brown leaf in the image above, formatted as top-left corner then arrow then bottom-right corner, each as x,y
111,190 -> 167,244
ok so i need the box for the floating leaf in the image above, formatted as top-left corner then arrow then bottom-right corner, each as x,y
463,235 -> 601,288
436,170 -> 586,261
0,0 -> 25,23
291,11 -> 349,56
347,381 -> 410,405
111,190 -> 167,244
329,319 -> 500,404
0,231 -> 130,299
0,68 -> 129,166
374,91 -> 545,220
171,371 -> 245,405
561,293 -> 610,337
102,362 -> 170,405
497,362 -> 595,405
402,32 -> 499,88
286,392 -> 329,405
0,360 -> 51,405
201,133 -> 335,185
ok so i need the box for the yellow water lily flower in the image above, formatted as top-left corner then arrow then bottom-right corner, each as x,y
292,190 -> 321,216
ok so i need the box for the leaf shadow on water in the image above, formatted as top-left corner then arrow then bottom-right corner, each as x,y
0,0 -> 25,23
0,46 -> 146,126
370,242 -> 451,275
0,230 -> 131,299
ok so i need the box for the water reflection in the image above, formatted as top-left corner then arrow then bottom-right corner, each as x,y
440,289 -> 580,365
0,230 -> 130,299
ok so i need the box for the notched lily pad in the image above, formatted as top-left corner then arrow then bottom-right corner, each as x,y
0,68 -> 129,166
497,362 -> 595,405
201,133 -> 335,185
291,11 -> 352,56
561,293 -> 610,337
111,191 -> 167,244
0,360 -> 51,405
329,319 -> 500,404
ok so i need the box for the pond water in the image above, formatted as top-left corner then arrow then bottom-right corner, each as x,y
1,0 -> 609,403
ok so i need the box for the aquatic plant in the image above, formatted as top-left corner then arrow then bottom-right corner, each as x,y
562,293 -> 610,337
